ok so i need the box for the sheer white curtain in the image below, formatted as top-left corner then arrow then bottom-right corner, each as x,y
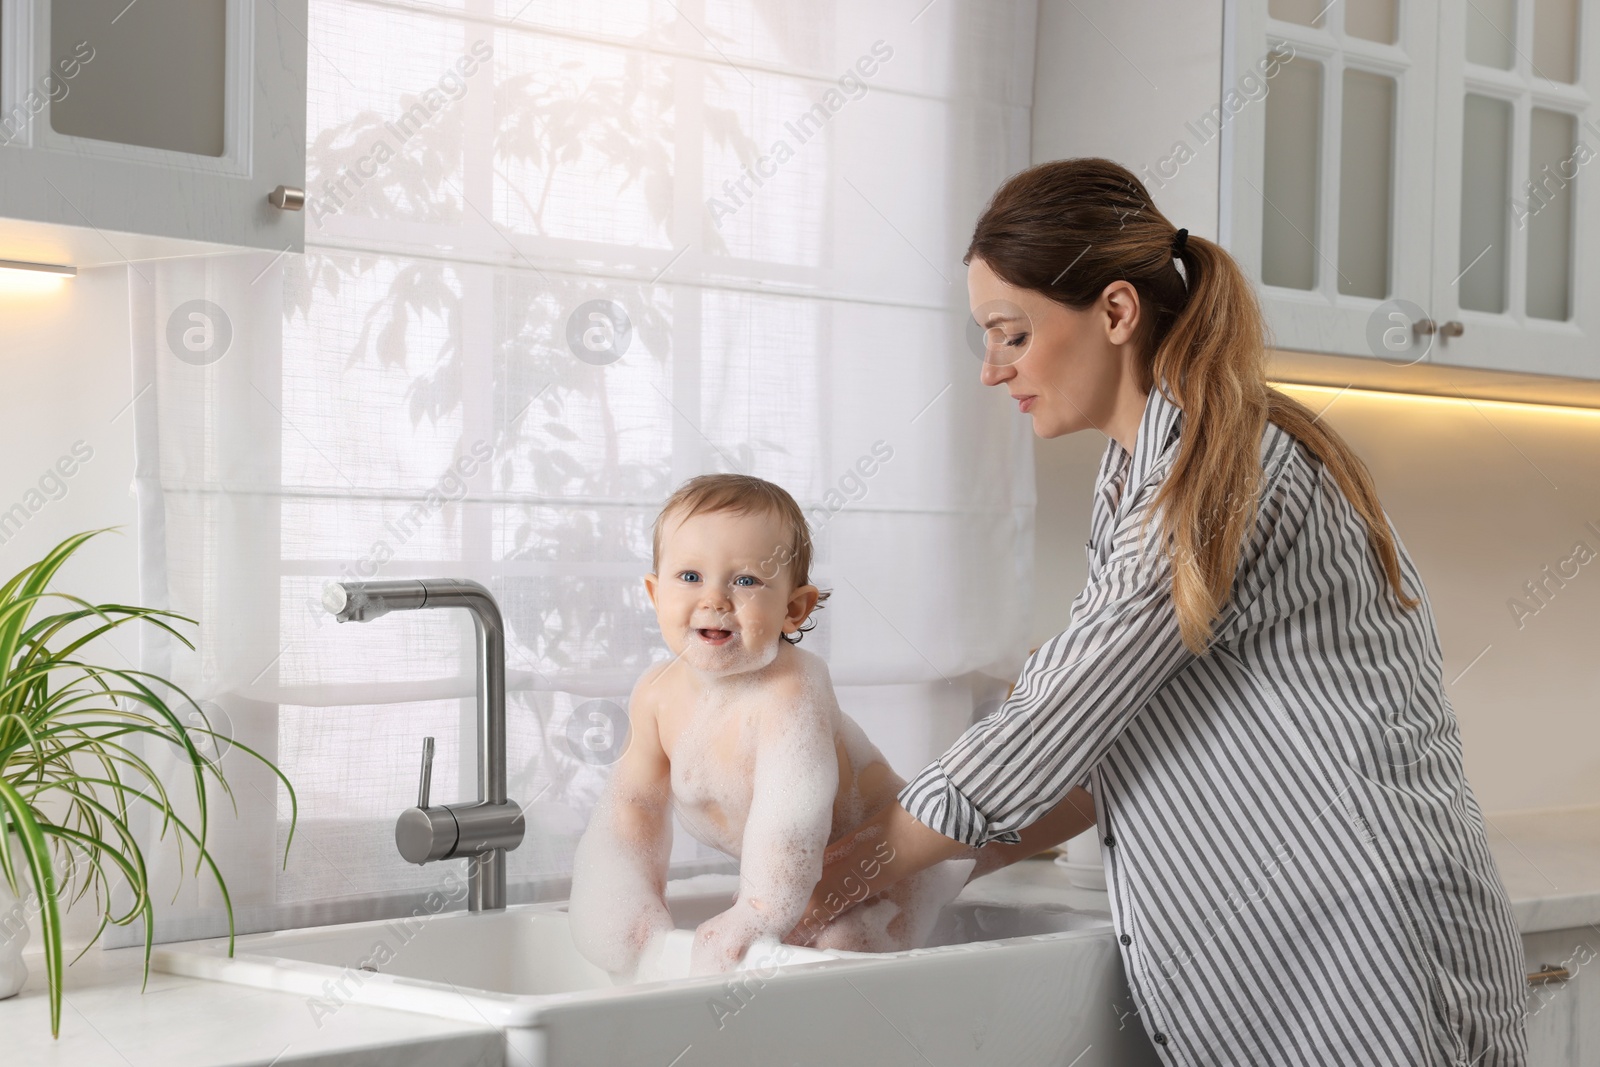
124,0 -> 1038,943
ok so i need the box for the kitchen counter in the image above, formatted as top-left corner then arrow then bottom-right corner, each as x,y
4,807 -> 1595,1065
2,935 -> 501,1067
1486,805 -> 1600,934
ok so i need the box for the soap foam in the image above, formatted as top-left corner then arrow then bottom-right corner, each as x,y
567,782 -> 676,980
570,647 -> 973,981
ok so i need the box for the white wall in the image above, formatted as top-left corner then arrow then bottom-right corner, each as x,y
0,266 -> 139,632
1030,0 -> 1225,248
1027,0 -> 1600,817
1,264 -> 140,945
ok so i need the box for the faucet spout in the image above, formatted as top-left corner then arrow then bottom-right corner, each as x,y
325,578 -> 523,911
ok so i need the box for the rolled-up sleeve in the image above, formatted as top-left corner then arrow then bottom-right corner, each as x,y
898,496 -> 1207,848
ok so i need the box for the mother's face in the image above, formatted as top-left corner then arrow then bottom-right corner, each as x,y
966,256 -> 1142,439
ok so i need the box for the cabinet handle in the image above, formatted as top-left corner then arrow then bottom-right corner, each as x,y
1439,320 -> 1465,338
1413,318 -> 1437,337
1528,964 -> 1572,985
268,185 -> 306,211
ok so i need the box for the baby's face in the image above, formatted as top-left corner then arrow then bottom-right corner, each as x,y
646,508 -> 816,677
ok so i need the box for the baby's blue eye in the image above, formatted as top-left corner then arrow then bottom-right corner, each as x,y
733,575 -> 758,587
678,571 -> 701,583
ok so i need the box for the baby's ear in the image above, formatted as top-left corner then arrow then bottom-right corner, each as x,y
643,574 -> 659,610
784,584 -> 820,632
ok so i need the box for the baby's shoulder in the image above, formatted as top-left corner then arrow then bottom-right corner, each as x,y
747,646 -> 838,738
627,660 -> 682,721
771,644 -> 837,698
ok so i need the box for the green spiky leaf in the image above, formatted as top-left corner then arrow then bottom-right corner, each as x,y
0,530 -> 296,1037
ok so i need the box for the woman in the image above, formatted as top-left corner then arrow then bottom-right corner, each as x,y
788,159 -> 1528,1065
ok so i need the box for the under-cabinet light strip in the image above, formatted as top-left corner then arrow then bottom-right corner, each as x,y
0,258 -> 77,277
1269,381 -> 1600,419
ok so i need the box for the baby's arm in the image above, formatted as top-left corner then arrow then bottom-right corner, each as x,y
690,674 -> 837,975
567,672 -> 676,978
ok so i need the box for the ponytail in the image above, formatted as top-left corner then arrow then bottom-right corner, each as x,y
966,158 -> 1418,653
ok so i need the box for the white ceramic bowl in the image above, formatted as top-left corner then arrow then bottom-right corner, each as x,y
1053,855 -> 1107,891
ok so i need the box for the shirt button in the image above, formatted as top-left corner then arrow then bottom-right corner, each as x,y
1103,833 -> 1116,847
1119,934 -> 1132,945
1153,1033 -> 1168,1046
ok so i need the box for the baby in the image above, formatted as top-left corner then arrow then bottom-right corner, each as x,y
568,474 -> 977,979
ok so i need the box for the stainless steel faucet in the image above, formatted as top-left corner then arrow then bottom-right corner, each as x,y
323,578 -> 524,911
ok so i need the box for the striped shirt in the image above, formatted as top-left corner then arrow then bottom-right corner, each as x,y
899,384 -> 1528,1066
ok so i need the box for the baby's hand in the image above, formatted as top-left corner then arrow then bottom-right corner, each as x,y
689,906 -> 763,976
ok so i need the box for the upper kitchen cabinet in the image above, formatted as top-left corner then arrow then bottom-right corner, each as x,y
0,0 -> 307,266
1429,0 -> 1598,380
1224,0 -> 1600,381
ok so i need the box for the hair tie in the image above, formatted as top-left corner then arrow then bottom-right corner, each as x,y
1171,228 -> 1189,256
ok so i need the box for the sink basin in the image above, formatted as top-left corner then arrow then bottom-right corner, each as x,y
153,872 -> 1160,1066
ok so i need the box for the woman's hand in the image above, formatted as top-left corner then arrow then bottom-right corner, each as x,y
784,801 -> 970,946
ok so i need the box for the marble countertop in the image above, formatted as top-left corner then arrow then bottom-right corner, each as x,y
1029,807 -> 1600,937
3,808 -> 1594,1064
2,936 -> 501,1067
1485,805 -> 1600,934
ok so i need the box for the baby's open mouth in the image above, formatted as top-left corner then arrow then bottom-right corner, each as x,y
695,628 -> 734,645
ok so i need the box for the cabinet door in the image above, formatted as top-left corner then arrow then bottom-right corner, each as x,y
1224,0 -> 1437,360
1430,0 -> 1600,380
0,0 -> 306,259
1523,927 -> 1597,1067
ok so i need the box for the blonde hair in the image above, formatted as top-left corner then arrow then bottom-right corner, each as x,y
966,158 -> 1419,653
652,473 -> 831,643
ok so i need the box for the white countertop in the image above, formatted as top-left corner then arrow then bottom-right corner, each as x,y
1485,805 -> 1600,934
3,936 -> 501,1067
4,807 -> 1595,1064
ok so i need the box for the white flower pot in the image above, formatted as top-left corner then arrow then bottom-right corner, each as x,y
0,873 -> 27,999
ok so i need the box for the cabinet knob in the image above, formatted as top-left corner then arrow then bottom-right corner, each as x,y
268,185 -> 306,211
1439,320 -> 1465,338
1413,318 -> 1437,337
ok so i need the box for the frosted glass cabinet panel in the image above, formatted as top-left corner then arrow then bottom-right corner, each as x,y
0,0 -> 307,260
1431,0 -> 1598,379
1345,0 -> 1397,45
1226,0 -> 1437,358
1458,94 -> 1512,315
50,0 -> 227,156
1466,0 -> 1517,70
1526,108 -> 1575,322
1267,0 -> 1328,29
1227,0 -> 1600,380
1261,57 -> 1322,290
1532,0 -> 1580,84
1338,69 -> 1395,298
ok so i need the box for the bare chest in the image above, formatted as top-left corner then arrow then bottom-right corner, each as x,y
657,695 -> 761,855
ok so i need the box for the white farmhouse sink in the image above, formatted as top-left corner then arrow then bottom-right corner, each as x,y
154,871 -> 1160,1066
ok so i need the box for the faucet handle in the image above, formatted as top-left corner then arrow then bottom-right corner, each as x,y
397,736 -> 457,865
417,736 -> 435,809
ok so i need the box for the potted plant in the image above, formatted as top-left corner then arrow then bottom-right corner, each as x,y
0,529 -> 296,1036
